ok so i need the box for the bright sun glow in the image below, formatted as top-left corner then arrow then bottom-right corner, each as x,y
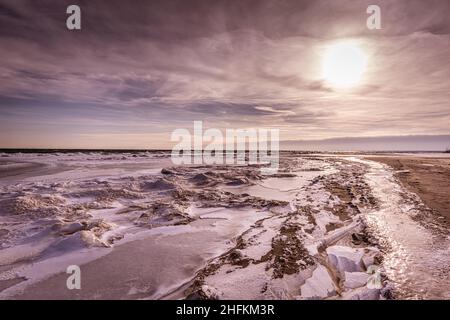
322,42 -> 368,88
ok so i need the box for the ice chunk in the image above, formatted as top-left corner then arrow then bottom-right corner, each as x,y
186,285 -> 223,300
300,265 -> 336,299
141,178 -> 175,190
348,288 -> 380,300
200,285 -> 223,300
362,247 -> 381,269
344,271 -> 369,289
58,222 -> 86,235
52,231 -> 109,251
326,245 -> 365,274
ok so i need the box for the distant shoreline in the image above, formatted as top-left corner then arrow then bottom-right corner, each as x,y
0,148 -> 448,154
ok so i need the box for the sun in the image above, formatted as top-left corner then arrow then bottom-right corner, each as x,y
322,42 -> 368,88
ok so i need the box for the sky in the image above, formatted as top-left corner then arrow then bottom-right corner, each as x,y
0,0 -> 450,150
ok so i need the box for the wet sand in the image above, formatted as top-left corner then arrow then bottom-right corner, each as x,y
367,156 -> 450,226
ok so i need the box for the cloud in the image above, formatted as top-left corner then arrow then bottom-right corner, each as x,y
0,0 -> 449,148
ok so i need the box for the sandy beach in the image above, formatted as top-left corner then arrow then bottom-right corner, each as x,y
367,156 -> 450,226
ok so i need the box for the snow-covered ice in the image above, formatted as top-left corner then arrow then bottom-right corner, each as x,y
0,151 -> 448,299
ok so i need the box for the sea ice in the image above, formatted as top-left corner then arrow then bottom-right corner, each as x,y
326,245 -> 365,274
300,265 -> 336,299
344,271 -> 369,289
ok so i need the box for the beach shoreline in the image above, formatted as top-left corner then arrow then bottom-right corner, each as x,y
366,156 -> 450,227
